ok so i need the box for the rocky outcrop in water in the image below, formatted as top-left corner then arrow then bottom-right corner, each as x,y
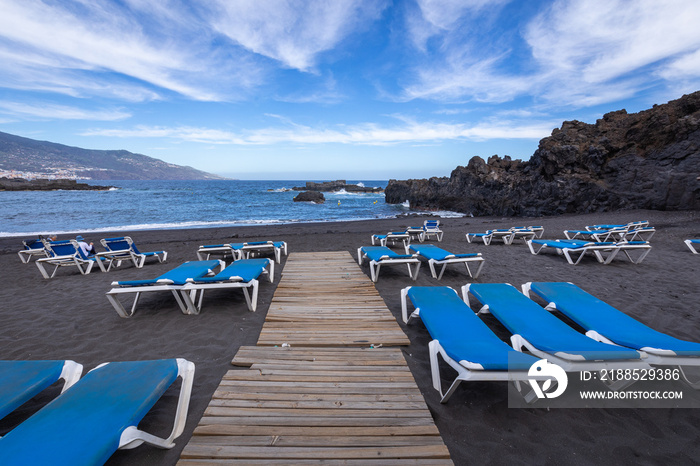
385,91 -> 700,216
0,178 -> 112,191
293,190 -> 325,203
293,180 -> 382,193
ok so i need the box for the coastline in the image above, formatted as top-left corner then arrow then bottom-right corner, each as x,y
1,208 -> 699,464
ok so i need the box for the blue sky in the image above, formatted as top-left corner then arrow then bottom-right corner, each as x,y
0,0 -> 699,180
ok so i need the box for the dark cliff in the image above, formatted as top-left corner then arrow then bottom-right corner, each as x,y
385,91 -> 700,216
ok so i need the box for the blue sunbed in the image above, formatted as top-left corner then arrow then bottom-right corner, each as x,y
523,282 -> 700,374
357,246 -> 420,282
197,241 -> 287,263
180,258 -> 274,313
0,359 -> 194,465
408,244 -> 484,279
106,260 -> 223,317
230,241 -> 287,263
463,283 -> 648,371
401,286 -> 538,403
370,231 -> 411,248
97,236 -> 167,270
686,239 -> 700,254
35,240 -> 107,278
17,239 -> 49,263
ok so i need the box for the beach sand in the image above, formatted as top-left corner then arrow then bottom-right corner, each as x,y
1,208 -> 699,464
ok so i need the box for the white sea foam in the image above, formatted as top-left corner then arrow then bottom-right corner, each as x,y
0,214 -> 403,238
434,210 -> 467,218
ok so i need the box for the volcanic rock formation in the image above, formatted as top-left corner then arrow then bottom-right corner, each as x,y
385,91 -> 700,216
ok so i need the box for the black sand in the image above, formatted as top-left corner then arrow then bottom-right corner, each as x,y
0,209 -> 699,464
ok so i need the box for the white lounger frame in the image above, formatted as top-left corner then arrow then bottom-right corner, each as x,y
18,241 -> 50,263
421,221 -> 443,242
106,280 -> 190,318
685,239 -> 700,254
357,248 -> 420,282
196,244 -> 238,261
117,358 -> 195,450
371,233 -> 411,248
422,253 -> 485,280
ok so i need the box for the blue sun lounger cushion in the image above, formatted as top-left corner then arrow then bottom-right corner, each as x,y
464,283 -> 644,366
408,244 -> 485,279
401,286 -> 538,402
180,258 -> 274,313
524,282 -> 700,358
106,260 -> 223,317
0,360 -> 82,421
0,359 -> 194,466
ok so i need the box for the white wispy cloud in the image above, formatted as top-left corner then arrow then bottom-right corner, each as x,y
81,117 -> 553,145
208,0 -> 388,71
402,0 -> 700,108
0,0 -> 263,101
0,101 -> 130,121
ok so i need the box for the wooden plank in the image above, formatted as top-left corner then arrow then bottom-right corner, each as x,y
184,435 -> 446,447
180,444 -> 451,460
190,425 -> 441,437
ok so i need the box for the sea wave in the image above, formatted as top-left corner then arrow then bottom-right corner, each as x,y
0,213 -> 406,238
326,189 -> 383,197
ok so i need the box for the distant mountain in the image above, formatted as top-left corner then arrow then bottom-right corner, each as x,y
0,131 -> 226,180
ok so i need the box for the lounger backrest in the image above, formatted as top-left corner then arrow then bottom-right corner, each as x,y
0,360 -> 179,465
407,287 -> 536,370
22,239 -> 44,250
528,282 -> 700,355
46,240 -> 79,257
102,237 -> 131,252
467,283 -> 641,360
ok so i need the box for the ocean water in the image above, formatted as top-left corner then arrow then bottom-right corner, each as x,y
0,180 -> 461,238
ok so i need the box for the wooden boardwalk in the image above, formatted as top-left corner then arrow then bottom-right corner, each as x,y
179,252 -> 452,464
259,252 -> 410,347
